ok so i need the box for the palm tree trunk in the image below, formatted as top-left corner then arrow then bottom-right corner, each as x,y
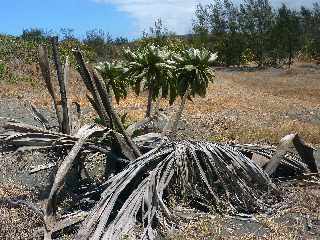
153,88 -> 162,117
92,70 -> 141,157
73,50 -> 141,158
145,84 -> 154,118
63,56 -> 72,132
38,45 -> 63,131
73,49 -> 111,127
51,37 -> 71,135
168,89 -> 190,137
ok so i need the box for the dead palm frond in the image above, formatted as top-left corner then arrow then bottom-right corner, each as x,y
43,124 -> 113,238
2,119 -> 318,240
1,121 -> 117,239
1,121 -> 111,155
77,140 -> 276,240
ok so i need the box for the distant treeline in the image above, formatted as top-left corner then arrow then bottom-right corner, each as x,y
10,28 -> 128,62
1,0 -> 319,67
192,0 -> 320,67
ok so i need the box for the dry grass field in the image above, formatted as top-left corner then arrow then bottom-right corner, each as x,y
1,62 -> 320,145
183,63 -> 320,145
0,62 -> 320,239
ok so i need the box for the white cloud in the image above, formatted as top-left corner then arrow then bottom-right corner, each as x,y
93,0 -> 211,35
94,0 -> 315,35
269,0 -> 315,9
271,0 -> 317,9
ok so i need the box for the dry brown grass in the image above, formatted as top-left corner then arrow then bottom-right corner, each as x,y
177,63 -> 320,144
2,62 -> 320,145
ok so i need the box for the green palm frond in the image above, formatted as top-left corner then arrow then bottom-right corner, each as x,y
96,61 -> 128,104
174,48 -> 217,99
123,45 -> 176,100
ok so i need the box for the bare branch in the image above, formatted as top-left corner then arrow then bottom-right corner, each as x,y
50,37 -> 71,134
73,49 -> 111,126
38,45 -> 63,129
43,125 -> 110,236
30,104 -> 50,129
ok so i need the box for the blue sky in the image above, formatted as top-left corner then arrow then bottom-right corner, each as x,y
0,0 -> 316,40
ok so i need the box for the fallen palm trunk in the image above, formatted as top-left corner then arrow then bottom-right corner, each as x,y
232,134 -> 319,178
264,134 -> 319,176
77,141 -> 276,240
44,125 -> 111,239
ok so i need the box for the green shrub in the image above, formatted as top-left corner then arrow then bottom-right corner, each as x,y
0,62 -> 6,79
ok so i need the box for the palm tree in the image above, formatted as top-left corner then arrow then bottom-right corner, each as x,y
168,48 -> 217,136
123,45 -> 175,117
95,61 -> 128,104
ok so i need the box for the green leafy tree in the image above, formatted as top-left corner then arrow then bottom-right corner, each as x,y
140,19 -> 175,47
83,29 -> 113,61
222,0 -> 246,66
193,0 -> 227,58
297,4 -> 320,60
207,0 -> 227,35
60,28 -> 76,41
271,4 -> 302,67
193,1 -> 246,66
193,4 -> 210,46
113,37 -> 129,45
21,28 -> 47,43
239,0 -> 274,66
300,6 -> 314,58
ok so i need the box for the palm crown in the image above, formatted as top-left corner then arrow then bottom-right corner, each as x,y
123,45 -> 176,116
95,61 -> 128,104
123,45 -> 175,96
174,48 -> 217,98
96,45 -> 217,119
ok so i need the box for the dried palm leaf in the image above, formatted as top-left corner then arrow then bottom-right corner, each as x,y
77,140 -> 275,240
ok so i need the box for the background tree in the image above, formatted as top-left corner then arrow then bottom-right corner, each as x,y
83,29 -> 113,61
239,0 -> 274,67
271,4 -> 302,67
222,0 -> 246,66
300,6 -> 314,58
208,0 -> 227,64
113,37 -> 129,45
21,28 -> 47,43
193,4 -> 210,47
193,0 -> 246,66
307,3 -> 320,59
60,28 -> 76,41
141,19 -> 174,47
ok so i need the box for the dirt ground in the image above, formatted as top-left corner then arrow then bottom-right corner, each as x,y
0,62 -> 320,239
